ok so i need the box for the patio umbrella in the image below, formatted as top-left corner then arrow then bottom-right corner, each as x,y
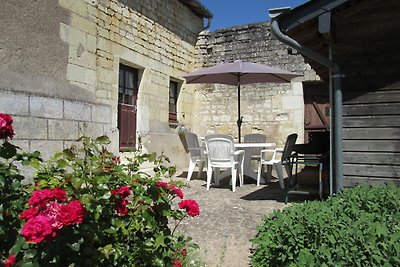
182,60 -> 302,142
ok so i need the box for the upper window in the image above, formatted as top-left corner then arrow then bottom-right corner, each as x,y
118,65 -> 138,105
169,80 -> 180,123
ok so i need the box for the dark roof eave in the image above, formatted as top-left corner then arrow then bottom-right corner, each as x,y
276,0 -> 349,32
179,0 -> 213,19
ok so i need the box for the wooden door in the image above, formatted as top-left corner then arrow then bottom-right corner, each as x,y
303,82 -> 330,143
118,65 -> 138,150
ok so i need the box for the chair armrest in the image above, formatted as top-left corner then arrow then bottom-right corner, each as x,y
233,150 -> 245,156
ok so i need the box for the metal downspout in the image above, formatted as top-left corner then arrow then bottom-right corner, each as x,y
270,20 -> 344,193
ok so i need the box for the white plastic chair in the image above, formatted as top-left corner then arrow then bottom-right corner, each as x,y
185,132 -> 206,181
204,134 -> 244,192
243,133 -> 267,161
256,133 -> 298,189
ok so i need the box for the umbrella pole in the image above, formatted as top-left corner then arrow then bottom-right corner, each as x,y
237,79 -> 242,143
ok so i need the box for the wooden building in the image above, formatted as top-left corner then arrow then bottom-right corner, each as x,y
272,0 -> 400,189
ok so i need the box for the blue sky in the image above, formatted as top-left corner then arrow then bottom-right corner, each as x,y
200,0 -> 309,31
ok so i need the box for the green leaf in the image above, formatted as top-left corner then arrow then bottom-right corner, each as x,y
104,227 -> 118,234
0,141 -> 17,159
96,135 -> 111,144
71,176 -> 83,189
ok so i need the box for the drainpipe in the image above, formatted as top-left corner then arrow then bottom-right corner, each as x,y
269,17 -> 344,193
203,18 -> 211,30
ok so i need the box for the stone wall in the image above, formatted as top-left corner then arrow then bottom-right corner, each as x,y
1,0 -> 205,168
0,90 -> 111,160
188,22 -> 319,147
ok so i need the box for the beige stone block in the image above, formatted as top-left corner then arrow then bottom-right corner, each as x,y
98,28 -> 110,39
97,37 -> 113,51
67,64 -> 86,83
96,89 -> 108,99
282,95 -> 303,110
71,13 -> 97,35
30,140 -> 64,161
97,49 -> 113,60
58,0 -> 88,17
97,11 -> 110,24
111,16 -> 120,27
85,69 -> 96,85
70,81 -> 95,94
69,27 -> 87,47
97,67 -> 117,85
69,46 -> 96,70
97,57 -> 113,69
291,81 -> 304,96
87,34 -> 97,53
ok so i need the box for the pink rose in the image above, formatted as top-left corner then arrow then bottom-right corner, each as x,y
58,200 -> 86,225
21,216 -> 56,243
0,113 -> 15,140
178,199 -> 200,217
40,201 -> 63,229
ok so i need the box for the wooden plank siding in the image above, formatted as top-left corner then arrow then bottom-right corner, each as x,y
284,0 -> 400,187
335,0 -> 400,186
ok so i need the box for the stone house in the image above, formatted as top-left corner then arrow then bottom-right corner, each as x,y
1,0 -> 317,170
0,0 -> 212,168
270,0 -> 400,190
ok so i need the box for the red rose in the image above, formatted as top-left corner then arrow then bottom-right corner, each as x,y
115,199 -> 129,216
111,186 -> 132,198
0,113 -> 15,140
178,199 -> 200,217
20,207 -> 39,221
21,216 -> 56,243
155,181 -> 169,189
51,188 -> 67,202
117,186 -> 131,198
172,258 -> 182,267
28,188 -> 67,207
58,200 -> 86,225
3,254 -> 16,267
181,248 -> 187,257
171,185 -> 184,199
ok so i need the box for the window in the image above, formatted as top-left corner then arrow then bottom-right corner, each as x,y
118,64 -> 139,149
119,65 -> 138,105
169,80 -> 180,123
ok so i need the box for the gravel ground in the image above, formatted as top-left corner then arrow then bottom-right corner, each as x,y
172,171 -> 292,267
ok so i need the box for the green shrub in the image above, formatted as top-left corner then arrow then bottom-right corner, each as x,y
250,184 -> 400,267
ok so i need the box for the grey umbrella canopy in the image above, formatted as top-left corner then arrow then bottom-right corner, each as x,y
182,60 -> 302,142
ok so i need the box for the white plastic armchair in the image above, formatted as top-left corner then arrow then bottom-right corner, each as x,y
185,132 -> 206,181
204,134 -> 244,192
256,133 -> 298,189
243,133 -> 267,161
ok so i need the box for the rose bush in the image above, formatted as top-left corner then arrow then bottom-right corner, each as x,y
1,113 -> 201,266
0,113 -> 42,263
